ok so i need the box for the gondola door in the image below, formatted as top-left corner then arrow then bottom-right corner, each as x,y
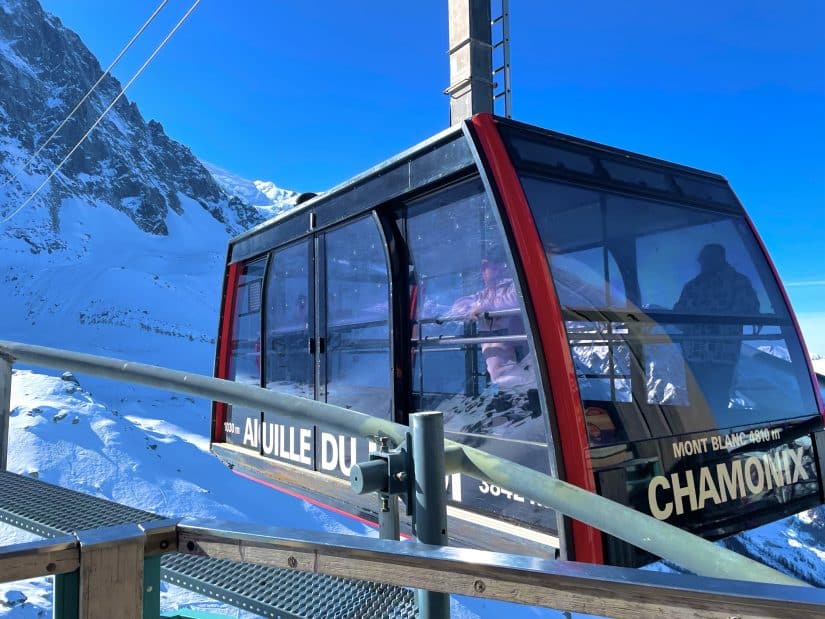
261,239 -> 315,467
261,217 -> 392,477
313,215 -> 394,479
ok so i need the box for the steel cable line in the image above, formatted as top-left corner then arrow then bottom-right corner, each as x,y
1,0 -> 202,225
0,0 -> 169,192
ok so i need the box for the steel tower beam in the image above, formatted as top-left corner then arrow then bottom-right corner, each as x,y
446,0 -> 493,124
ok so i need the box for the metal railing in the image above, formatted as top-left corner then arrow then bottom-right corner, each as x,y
1,518 -> 824,619
0,339 -> 810,591
177,519 -> 825,619
0,520 -> 176,619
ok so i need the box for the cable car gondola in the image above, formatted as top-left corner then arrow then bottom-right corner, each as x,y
210,114 -> 825,567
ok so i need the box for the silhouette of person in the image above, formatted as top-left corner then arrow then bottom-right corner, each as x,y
674,243 -> 759,413
448,255 -> 532,388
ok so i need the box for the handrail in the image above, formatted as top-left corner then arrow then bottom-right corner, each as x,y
0,339 -> 807,586
0,535 -> 79,582
2,517 -> 822,618
413,334 -> 528,345
178,519 -> 825,619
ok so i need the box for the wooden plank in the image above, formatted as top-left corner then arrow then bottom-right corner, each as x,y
77,525 -> 144,619
0,536 -> 78,583
178,522 -> 825,619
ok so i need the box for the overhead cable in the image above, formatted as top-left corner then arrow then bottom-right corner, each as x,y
1,0 -> 202,224
0,0 -> 169,191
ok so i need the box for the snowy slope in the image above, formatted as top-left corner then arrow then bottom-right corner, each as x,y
0,0 -> 294,246
0,129 -> 546,619
0,372 -> 566,618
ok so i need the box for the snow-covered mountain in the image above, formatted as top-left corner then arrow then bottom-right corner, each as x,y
0,0 -> 294,250
0,0 -> 298,355
202,161 -> 298,220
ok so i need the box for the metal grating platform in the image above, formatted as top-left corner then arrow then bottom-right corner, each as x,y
162,553 -> 416,619
0,471 -> 417,618
0,470 -> 159,537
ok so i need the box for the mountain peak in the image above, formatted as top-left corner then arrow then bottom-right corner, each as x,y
202,161 -> 297,218
0,0 -> 297,251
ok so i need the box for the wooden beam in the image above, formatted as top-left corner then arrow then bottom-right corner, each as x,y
178,521 -> 825,619
0,536 -> 78,583
77,525 -> 144,619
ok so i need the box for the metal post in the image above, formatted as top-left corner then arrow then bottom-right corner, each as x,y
378,495 -> 400,541
53,572 -> 79,619
143,556 -> 161,619
446,0 -> 493,125
411,412 -> 449,618
0,353 -> 12,472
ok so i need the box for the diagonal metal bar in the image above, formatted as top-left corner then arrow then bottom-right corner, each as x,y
0,339 -> 808,586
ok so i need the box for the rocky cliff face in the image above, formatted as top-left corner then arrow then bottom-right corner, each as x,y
0,0 -> 293,252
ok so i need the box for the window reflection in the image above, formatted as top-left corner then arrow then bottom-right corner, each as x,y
325,217 -> 392,419
265,241 -> 312,399
521,176 -> 817,441
404,180 -> 546,443
227,257 -> 267,445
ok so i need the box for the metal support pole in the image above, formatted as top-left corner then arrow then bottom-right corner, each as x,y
142,556 -> 161,619
378,495 -> 400,541
446,0 -> 493,125
0,353 -> 12,472
53,572 -> 80,619
411,412 -> 449,618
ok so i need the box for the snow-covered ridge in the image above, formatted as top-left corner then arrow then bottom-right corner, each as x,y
202,161 -> 297,219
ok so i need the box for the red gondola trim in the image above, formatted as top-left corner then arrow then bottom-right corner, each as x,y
212,261 -> 241,443
470,114 -> 603,564
233,469 -> 413,538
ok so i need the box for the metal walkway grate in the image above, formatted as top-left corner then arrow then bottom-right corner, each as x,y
0,471 -> 417,618
162,553 -> 416,619
0,470 -> 159,537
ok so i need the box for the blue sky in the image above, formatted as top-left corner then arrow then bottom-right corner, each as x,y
39,0 -> 825,352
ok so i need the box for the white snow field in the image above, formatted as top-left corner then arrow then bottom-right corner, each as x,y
0,197 -> 588,618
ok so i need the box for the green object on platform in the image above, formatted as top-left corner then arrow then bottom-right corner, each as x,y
53,571 -> 79,619
51,558 -> 161,619
144,556 -> 161,619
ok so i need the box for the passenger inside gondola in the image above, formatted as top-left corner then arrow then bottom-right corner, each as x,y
446,253 -> 533,388
675,243 -> 759,413
404,181 -> 545,447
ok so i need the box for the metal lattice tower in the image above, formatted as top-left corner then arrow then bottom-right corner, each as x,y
491,0 -> 512,118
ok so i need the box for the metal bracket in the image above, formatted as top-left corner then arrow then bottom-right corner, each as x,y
350,434 -> 414,516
